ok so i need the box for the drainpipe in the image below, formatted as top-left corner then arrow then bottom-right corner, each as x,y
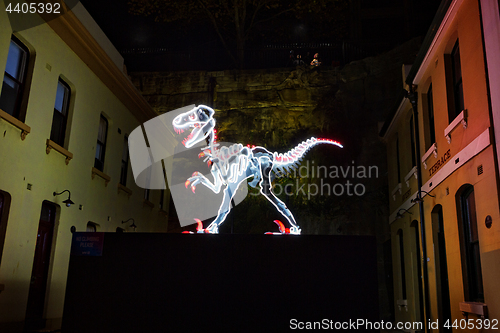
407,86 -> 431,331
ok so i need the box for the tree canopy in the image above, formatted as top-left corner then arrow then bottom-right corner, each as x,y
128,0 -> 349,68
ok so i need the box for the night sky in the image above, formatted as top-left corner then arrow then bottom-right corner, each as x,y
78,1 -> 168,48
79,0 -> 440,70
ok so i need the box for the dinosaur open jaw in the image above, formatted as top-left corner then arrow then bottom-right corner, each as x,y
177,125 -> 206,147
182,132 -> 194,146
172,121 -> 198,147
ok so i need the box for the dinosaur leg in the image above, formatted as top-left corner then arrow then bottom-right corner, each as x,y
203,170 -> 254,234
203,186 -> 234,233
258,157 -> 301,235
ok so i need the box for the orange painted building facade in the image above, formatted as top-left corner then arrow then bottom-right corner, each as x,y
381,0 -> 500,331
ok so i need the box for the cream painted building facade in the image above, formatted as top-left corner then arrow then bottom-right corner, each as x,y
381,0 -> 500,331
0,2 -> 170,331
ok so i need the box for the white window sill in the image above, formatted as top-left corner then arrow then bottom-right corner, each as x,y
117,183 -> 133,197
404,166 -> 418,187
397,299 -> 408,311
143,199 -> 154,209
421,143 -> 437,169
391,183 -> 402,201
459,301 -> 487,319
46,139 -> 73,164
91,167 -> 111,186
444,109 -> 467,144
0,108 -> 30,140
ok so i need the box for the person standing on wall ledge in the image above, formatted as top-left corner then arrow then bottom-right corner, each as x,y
310,53 -> 321,67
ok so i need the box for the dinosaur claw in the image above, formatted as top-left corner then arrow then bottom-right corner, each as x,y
191,185 -> 196,193
194,218 -> 203,232
185,180 -> 190,188
273,220 -> 286,234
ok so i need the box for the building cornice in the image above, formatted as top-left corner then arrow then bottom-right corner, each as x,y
45,3 -> 156,123
405,0 -> 456,85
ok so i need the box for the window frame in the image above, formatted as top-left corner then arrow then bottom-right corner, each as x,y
50,78 -> 71,147
0,35 -> 31,120
94,115 -> 108,172
119,135 -> 129,186
159,189 -> 165,211
457,185 -> 484,302
410,114 -> 416,167
445,40 -> 464,123
427,84 -> 436,146
86,222 -> 99,232
451,41 -> 464,119
396,135 -> 401,183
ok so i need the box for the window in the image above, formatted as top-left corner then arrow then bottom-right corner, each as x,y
159,189 -> 165,211
396,135 -> 401,182
0,37 -> 30,119
120,135 -> 129,186
50,79 -> 71,147
457,185 -> 484,302
397,229 -> 407,300
410,115 -> 416,167
446,41 -> 464,122
86,222 -> 99,232
427,84 -> 436,146
94,115 -> 108,172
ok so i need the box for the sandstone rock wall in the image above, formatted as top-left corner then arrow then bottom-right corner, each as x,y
131,66 -> 339,147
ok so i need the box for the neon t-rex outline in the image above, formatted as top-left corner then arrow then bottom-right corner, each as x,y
172,105 -> 342,234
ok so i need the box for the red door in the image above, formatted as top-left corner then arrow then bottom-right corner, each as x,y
25,202 -> 56,330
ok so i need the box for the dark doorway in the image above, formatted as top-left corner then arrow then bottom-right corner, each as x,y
0,190 -> 11,265
457,185 -> 484,302
432,205 -> 451,332
411,220 -> 424,324
25,201 -> 57,330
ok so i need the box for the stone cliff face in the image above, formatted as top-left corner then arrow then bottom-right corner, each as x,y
132,66 -> 339,148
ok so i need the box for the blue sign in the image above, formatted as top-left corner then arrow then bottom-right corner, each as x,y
71,232 -> 104,256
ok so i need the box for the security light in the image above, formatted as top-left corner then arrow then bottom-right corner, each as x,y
122,218 -> 137,231
411,190 -> 435,204
53,190 -> 75,207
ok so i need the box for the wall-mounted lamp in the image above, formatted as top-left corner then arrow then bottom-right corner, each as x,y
411,190 -> 435,204
53,190 -> 75,207
396,208 -> 412,219
122,218 -> 137,231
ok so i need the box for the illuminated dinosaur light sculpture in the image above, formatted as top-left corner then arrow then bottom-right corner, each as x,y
172,105 -> 342,234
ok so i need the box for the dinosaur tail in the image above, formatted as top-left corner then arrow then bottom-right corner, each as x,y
272,137 -> 342,177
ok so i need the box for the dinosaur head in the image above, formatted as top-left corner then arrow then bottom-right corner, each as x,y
172,105 -> 215,148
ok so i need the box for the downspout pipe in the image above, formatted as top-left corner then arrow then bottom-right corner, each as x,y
406,86 -> 431,331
